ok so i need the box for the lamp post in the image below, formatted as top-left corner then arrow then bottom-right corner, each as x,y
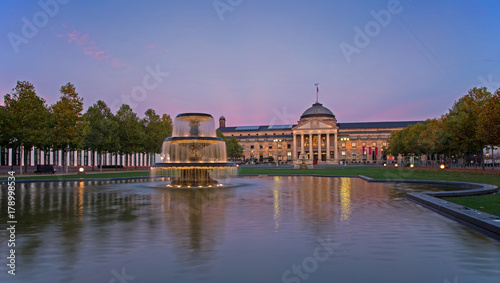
273,138 -> 282,166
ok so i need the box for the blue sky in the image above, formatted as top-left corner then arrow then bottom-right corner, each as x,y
1,0 -> 499,126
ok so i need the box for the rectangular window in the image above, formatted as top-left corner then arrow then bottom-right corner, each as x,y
352,153 -> 356,160
287,144 -> 291,149
287,152 -> 292,161
341,143 -> 346,148
260,145 -> 263,149
278,144 -> 282,149
383,142 -> 387,147
352,142 -> 356,148
372,142 -> 377,146
250,145 -> 254,149
341,151 -> 346,160
269,145 -> 273,149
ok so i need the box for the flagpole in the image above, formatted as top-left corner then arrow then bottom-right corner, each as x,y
315,83 -> 319,103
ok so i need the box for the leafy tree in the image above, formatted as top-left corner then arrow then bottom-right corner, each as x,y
447,87 -> 491,169
477,88 -> 500,168
3,81 -> 50,173
215,129 -> 243,161
116,104 -> 146,168
226,136 -> 243,160
142,109 -> 173,164
50,82 -> 87,173
83,100 -> 119,171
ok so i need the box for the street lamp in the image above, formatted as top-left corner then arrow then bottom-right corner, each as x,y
273,138 -> 282,166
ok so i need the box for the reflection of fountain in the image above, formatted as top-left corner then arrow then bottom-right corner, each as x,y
152,113 -> 236,187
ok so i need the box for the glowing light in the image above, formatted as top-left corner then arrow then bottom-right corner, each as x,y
395,163 -> 398,167
383,163 -> 387,167
410,164 -> 414,168
440,164 -> 445,169
78,167 -> 84,173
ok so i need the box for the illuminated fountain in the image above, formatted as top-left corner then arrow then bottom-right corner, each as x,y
152,113 -> 236,187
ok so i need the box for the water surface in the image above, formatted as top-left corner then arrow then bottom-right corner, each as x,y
1,176 -> 499,283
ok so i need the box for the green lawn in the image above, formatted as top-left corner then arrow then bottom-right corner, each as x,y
444,193 -> 500,217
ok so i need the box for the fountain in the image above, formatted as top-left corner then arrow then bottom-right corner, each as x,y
152,113 -> 237,187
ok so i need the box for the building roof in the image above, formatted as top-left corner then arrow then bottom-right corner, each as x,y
300,102 -> 335,119
338,121 -> 422,129
218,120 -> 422,133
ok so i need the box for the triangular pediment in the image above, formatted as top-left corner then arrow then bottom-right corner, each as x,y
294,120 -> 334,130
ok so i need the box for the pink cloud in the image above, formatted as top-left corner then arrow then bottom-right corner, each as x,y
145,44 -> 168,56
63,26 -> 125,68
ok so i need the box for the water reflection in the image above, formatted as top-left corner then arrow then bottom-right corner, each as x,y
0,177 -> 499,283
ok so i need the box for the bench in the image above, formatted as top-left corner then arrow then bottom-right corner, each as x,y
34,165 -> 56,174
99,165 -> 124,169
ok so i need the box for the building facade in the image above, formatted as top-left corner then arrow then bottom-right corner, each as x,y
219,102 -> 421,164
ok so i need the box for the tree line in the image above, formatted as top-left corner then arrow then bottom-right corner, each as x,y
386,87 -> 500,170
0,81 -> 173,172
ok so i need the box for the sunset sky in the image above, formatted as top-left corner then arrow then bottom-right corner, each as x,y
1,0 -> 499,126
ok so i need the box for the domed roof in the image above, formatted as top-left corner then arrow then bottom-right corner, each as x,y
300,102 -> 335,119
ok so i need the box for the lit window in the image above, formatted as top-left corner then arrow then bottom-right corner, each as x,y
341,143 -> 346,148
383,142 -> 387,147
372,142 -> 376,146
352,142 -> 356,147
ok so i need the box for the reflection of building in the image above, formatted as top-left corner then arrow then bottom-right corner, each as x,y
219,102 -> 421,164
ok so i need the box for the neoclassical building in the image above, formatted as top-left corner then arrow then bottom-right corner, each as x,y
219,101 -> 421,164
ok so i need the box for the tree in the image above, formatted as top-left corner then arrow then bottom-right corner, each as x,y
3,81 -> 50,173
116,104 -> 146,168
477,88 -> 500,168
50,82 -> 87,173
447,87 -> 491,170
226,136 -> 243,160
83,100 -> 119,171
215,129 -> 243,161
142,109 -> 173,165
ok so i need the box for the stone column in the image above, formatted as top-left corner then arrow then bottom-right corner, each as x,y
326,132 -> 331,161
300,133 -> 305,155
334,132 -> 338,161
317,133 -> 322,162
309,133 -> 313,160
29,147 -> 34,166
293,134 -> 297,160
8,148 -> 12,166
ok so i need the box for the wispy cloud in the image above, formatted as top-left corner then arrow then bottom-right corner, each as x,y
146,44 -> 168,56
62,23 -> 128,70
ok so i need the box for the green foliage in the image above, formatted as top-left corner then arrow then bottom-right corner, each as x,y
50,82 -> 86,150
116,104 -> 146,154
387,86 -> 500,169
477,89 -> 500,148
216,129 -> 243,160
142,109 -> 172,154
83,100 -> 120,154
3,81 -> 51,149
226,136 -> 243,159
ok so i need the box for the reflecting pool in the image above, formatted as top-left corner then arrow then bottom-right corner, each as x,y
1,176 -> 500,283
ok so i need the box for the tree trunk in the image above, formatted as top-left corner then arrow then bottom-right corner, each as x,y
99,151 -> 103,172
481,149 -> 485,171
19,143 -> 23,175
